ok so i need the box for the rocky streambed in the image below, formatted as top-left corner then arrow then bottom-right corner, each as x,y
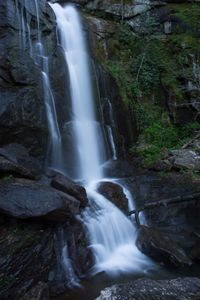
0,143 -> 200,299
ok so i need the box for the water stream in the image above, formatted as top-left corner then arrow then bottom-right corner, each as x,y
51,3 -> 152,279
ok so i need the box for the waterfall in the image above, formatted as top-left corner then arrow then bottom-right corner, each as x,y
51,3 -> 152,276
50,4 -> 105,182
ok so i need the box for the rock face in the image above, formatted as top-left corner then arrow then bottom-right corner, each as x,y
0,179 -> 80,222
85,0 -> 164,20
169,149 -> 200,171
0,218 -> 92,300
0,222 -> 54,300
102,160 -> 134,177
0,143 -> 41,179
136,225 -> 192,267
96,277 -> 200,300
0,0 -> 56,159
126,171 -> 200,229
97,181 -> 128,213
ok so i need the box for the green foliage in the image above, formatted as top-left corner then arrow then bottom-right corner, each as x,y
144,122 -> 178,149
100,7 -> 200,169
133,105 -> 180,166
135,118 -> 200,167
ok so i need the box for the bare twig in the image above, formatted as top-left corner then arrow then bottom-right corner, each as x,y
129,192 -> 200,225
182,132 -> 200,149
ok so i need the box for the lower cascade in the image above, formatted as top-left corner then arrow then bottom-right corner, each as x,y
51,2 -> 152,278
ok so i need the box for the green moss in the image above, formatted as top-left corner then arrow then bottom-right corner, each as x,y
93,5 -> 200,167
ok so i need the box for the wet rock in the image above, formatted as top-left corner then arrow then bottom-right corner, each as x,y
0,0 -> 57,160
71,222 -> 93,275
102,160 -> 134,178
125,172 -> 200,231
0,179 -> 80,222
96,277 -> 200,300
169,149 -> 200,171
0,222 -> 54,300
51,173 -> 88,207
97,181 -> 128,213
0,219 -> 91,299
85,0 -> 164,20
48,222 -> 92,297
50,0 -> 89,5
159,228 -> 200,262
0,48 -> 48,158
21,282 -> 49,300
136,225 -> 192,267
0,143 -> 41,179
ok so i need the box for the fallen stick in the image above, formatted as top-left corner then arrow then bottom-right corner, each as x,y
181,132 -> 200,149
129,192 -> 200,225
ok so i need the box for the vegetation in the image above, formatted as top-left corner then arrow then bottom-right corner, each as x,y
95,3 -> 200,167
135,118 -> 200,167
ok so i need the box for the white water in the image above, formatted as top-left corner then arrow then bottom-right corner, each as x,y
107,126 -> 117,160
51,3 -> 103,182
52,3 -> 152,276
42,57 -> 63,171
107,99 -> 117,159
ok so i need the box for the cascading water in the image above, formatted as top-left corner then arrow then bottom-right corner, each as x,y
51,3 -> 152,277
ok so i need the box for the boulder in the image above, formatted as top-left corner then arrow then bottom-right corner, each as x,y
136,225 -> 192,267
51,173 -> 88,207
0,179 -> 80,222
97,181 -> 128,213
169,149 -> 200,171
0,143 -> 41,179
96,277 -> 200,300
